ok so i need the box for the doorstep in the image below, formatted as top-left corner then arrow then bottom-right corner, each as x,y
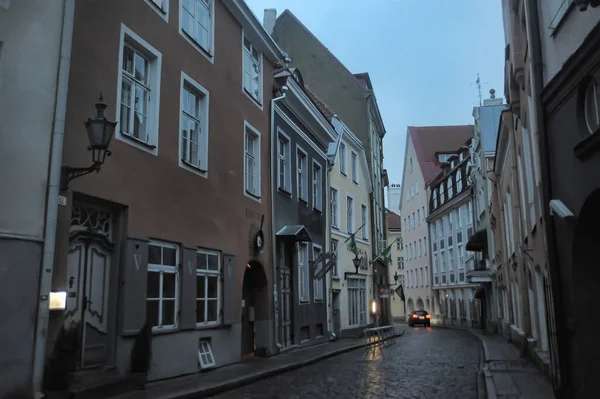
110,327 -> 404,399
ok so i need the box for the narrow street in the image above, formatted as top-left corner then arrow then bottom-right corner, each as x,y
210,327 -> 482,398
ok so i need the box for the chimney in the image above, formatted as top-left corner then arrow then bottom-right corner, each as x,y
263,8 -> 277,35
483,88 -> 504,106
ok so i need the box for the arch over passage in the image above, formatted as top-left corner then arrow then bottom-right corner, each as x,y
416,297 -> 424,310
241,260 -> 269,358
407,298 -> 414,313
571,188 -> 600,396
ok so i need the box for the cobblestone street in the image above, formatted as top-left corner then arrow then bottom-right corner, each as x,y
209,327 -> 482,399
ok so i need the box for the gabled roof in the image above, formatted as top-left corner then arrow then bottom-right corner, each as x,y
407,125 -> 474,184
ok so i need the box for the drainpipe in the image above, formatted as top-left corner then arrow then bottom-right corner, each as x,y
526,0 -> 568,395
31,0 -> 75,395
270,85 -> 287,352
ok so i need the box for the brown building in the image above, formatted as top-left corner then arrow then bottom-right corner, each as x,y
44,0 -> 285,392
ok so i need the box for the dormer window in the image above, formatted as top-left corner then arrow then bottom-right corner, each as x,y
459,152 -> 464,162
451,160 -> 455,169
456,169 -> 463,192
440,183 -> 445,204
447,178 -> 454,198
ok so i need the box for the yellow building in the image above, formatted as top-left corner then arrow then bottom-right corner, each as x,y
386,210 -> 406,321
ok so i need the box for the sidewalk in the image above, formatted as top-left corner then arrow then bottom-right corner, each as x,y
470,330 -> 555,399
111,326 -> 404,399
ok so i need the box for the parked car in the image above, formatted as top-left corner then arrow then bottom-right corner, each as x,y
408,310 -> 431,327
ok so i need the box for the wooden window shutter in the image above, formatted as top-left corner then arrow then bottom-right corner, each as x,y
120,237 -> 149,335
180,246 -> 198,330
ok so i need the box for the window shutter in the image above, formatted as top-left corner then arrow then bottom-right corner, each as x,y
180,246 -> 198,330
222,254 -> 236,325
121,237 -> 149,335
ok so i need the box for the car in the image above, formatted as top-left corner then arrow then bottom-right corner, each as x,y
408,310 -> 431,327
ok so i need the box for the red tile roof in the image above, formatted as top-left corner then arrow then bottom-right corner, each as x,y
386,210 -> 402,231
304,85 -> 335,122
408,125 -> 474,184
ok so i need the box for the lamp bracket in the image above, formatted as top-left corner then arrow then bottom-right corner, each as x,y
60,162 -> 101,191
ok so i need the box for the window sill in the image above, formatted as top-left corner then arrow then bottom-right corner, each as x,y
245,189 -> 261,203
180,30 -> 214,64
120,132 -> 157,149
278,187 -> 292,197
299,197 -> 309,205
313,207 -> 322,213
195,322 -> 222,330
340,171 -> 347,177
243,88 -> 263,110
151,326 -> 179,335
145,0 -> 168,22
352,179 -> 359,185
574,128 -> 600,161
299,300 -> 310,305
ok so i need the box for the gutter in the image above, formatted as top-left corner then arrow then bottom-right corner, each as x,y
270,85 -> 288,352
526,0 -> 568,395
31,0 -> 75,395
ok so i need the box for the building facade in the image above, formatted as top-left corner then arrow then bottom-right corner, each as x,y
387,183 -> 403,214
529,0 -> 600,396
0,0 -> 74,396
428,144 -> 481,327
44,0 -> 285,393
271,67 -> 334,349
328,117 -> 374,337
386,210 -> 406,321
466,92 -> 504,334
399,125 -> 473,318
269,10 -> 391,324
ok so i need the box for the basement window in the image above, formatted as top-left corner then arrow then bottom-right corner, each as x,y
198,338 -> 216,369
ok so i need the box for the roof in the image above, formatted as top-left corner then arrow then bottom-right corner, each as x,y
304,85 -> 335,122
408,125 -> 474,184
386,211 -> 402,231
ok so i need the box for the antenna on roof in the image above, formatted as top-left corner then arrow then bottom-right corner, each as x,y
470,73 -> 488,106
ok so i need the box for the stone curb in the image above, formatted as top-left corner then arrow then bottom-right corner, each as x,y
164,329 -> 405,399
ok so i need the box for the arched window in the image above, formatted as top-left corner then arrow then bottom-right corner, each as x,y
447,178 -> 454,198
433,188 -> 438,208
440,183 -> 445,204
456,169 -> 463,192
584,78 -> 600,134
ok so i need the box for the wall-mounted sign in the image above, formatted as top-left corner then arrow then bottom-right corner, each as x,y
379,286 -> 390,298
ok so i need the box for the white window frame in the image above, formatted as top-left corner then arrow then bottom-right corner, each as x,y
242,32 -> 263,107
346,195 -> 354,233
196,248 -> 221,326
339,142 -> 347,175
312,160 -> 323,211
147,240 -> 180,332
298,243 -> 310,303
179,72 -> 210,176
179,0 -> 215,63
277,129 -> 292,193
347,276 -> 367,327
244,121 -> 261,201
312,244 -> 324,302
116,25 -> 162,156
330,186 -> 340,228
433,189 -> 438,208
351,150 -> 359,183
456,169 -> 463,192
145,0 -> 169,22
198,339 -> 216,369
361,204 -> 368,240
296,146 -> 308,202
330,239 -> 339,278
447,178 -> 454,198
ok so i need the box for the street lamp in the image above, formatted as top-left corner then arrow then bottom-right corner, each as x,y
352,253 -> 362,274
392,271 -> 399,284
60,94 -> 117,191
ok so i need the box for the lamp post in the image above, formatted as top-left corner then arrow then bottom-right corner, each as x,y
352,253 -> 362,274
60,94 -> 117,191
392,271 -> 399,285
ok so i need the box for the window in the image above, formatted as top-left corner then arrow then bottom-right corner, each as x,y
418,239 -> 422,257
147,241 -> 179,331
339,142 -> 347,175
422,206 -> 426,218
351,151 -> 359,183
298,243 -> 309,302
312,161 -> 323,211
297,148 -> 308,201
412,212 -> 415,229
521,127 -> 536,228
180,76 -> 210,173
277,131 -> 291,192
347,196 -> 354,233
361,205 -> 368,239
447,178 -> 454,198
180,0 -> 214,57
145,0 -> 169,21
415,180 -> 419,195
347,277 -> 366,327
330,188 -> 339,228
424,237 -> 427,255
456,169 -> 463,192
407,215 -> 411,231
409,158 -> 413,173
198,339 -> 215,369
242,35 -> 262,104
439,154 -> 451,163
244,122 -> 261,198
440,183 -> 445,204
196,249 -> 220,325
417,209 -> 421,226
331,239 -> 339,278
396,240 -> 401,250
468,202 -> 473,225
313,245 -> 324,301
117,26 -> 162,154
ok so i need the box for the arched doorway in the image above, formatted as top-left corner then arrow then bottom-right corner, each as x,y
571,188 -> 600,396
241,260 -> 268,359
416,298 -> 424,310
407,298 -> 414,314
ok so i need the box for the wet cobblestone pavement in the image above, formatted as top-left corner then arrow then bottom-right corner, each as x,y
209,327 -> 482,399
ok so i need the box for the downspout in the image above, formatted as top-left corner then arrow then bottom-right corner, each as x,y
526,0 -> 568,395
270,85 -> 287,352
31,0 -> 75,395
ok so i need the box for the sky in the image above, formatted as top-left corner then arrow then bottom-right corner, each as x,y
244,0 -> 506,195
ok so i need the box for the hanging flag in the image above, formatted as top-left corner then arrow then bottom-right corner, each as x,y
346,231 -> 358,254
371,238 -> 397,265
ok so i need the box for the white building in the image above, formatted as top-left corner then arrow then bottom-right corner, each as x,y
0,0 -> 75,396
387,183 -> 402,213
328,118 -> 374,337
